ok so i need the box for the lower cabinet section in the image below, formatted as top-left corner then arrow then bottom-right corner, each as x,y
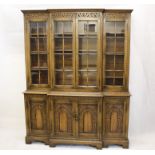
24,94 -> 49,144
24,93 -> 129,149
103,97 -> 129,148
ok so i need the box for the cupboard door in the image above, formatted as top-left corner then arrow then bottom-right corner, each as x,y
52,97 -> 74,137
25,95 -> 48,135
77,19 -> 100,89
78,98 -> 101,139
104,97 -> 128,138
104,13 -> 130,91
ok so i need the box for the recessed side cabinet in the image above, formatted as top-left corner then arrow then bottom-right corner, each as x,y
103,97 -> 129,148
24,94 -> 49,144
22,9 -> 132,149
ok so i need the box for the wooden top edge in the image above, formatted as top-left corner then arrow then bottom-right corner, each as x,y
23,90 -> 48,95
47,91 -> 103,97
103,92 -> 131,97
23,90 -> 130,97
21,9 -> 133,14
104,9 -> 133,13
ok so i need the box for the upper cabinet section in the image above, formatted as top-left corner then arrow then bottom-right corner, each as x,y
22,9 -> 132,91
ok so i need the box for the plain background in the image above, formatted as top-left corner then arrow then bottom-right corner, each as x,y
0,1 -> 155,149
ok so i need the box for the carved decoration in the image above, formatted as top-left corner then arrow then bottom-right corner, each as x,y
105,103 -> 124,134
79,104 -> 97,134
25,13 -> 49,20
51,12 -> 77,18
30,100 -> 47,130
50,12 -> 101,18
54,102 -> 73,135
105,13 -> 127,21
77,12 -> 101,18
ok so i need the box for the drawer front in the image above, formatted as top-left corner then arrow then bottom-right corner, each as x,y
103,97 -> 129,138
24,94 -> 48,135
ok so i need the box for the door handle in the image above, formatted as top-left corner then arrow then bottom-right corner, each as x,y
73,113 -> 79,121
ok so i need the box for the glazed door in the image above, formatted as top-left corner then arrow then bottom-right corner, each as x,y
77,98 -> 102,139
76,18 -> 101,90
52,19 -> 75,88
104,13 -> 130,91
104,97 -> 129,138
25,95 -> 48,135
51,97 -> 75,137
25,14 -> 50,88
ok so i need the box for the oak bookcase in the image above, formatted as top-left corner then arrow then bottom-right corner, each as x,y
22,9 -> 132,149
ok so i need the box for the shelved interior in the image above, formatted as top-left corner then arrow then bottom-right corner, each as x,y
78,20 -> 98,87
54,21 -> 73,86
30,21 -> 48,84
105,21 -> 125,86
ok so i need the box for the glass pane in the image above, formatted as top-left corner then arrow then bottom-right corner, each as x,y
88,38 -> 97,50
116,22 -> 125,36
64,21 -> 72,33
31,71 -> 39,84
55,71 -> 63,85
40,54 -> 47,67
88,71 -> 97,86
38,22 -> 46,34
55,54 -> 63,69
64,54 -> 72,70
78,21 -> 87,34
104,21 -> 125,87
55,38 -> 63,50
30,38 -> 38,51
40,70 -> 48,84
39,38 -> 47,51
88,53 -> 96,70
105,22 -> 115,37
31,54 -> 38,67
79,71 -> 87,86
115,55 -> 124,70
55,21 -> 63,34
115,78 -> 123,85
30,22 -> 37,34
64,38 -> 72,50
106,55 -> 114,70
79,54 -> 87,70
105,78 -> 114,85
106,37 -> 115,53
88,21 -> 97,33
115,71 -> 123,77
79,38 -> 87,50
106,71 -> 114,78
64,71 -> 72,85
116,38 -> 124,52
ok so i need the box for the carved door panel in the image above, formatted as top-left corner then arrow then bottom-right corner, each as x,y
104,97 -> 128,138
77,98 -> 102,139
52,97 -> 75,137
25,95 -> 48,135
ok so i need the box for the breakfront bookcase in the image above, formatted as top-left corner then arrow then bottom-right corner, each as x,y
22,9 -> 132,149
